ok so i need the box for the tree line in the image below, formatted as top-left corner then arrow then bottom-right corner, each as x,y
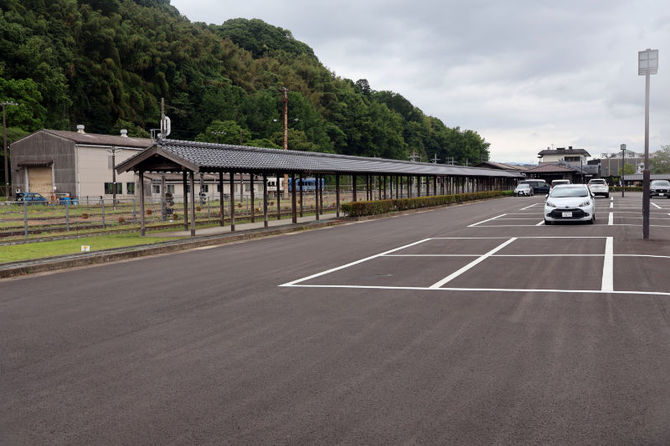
0,0 -> 490,173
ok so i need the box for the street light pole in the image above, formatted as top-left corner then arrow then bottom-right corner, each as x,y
2,101 -> 18,201
620,144 -> 626,197
281,87 -> 289,199
638,48 -> 658,240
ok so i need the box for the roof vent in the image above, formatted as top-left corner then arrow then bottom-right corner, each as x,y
76,124 -> 85,134
568,146 -> 573,150
120,129 -> 128,137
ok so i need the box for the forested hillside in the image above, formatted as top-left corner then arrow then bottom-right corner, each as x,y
0,0 -> 490,165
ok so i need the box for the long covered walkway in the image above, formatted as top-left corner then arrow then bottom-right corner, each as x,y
116,139 -> 524,236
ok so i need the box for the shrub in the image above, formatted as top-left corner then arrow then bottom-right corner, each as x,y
118,216 -> 125,224
81,213 -> 89,219
341,190 -> 512,217
146,209 -> 152,215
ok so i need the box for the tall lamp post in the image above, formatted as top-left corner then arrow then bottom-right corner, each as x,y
638,48 -> 658,240
2,101 -> 17,201
620,144 -> 626,197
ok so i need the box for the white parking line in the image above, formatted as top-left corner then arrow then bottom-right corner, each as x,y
286,284 -> 670,297
535,220 -> 545,226
280,238 -> 431,286
610,202 -> 614,209
429,238 -> 517,289
651,202 -> 662,209
467,214 -> 507,227
520,203 -> 540,211
608,212 -> 613,225
601,237 -> 614,292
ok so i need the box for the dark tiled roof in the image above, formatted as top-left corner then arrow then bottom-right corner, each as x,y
475,161 -> 529,171
118,139 -> 525,178
538,148 -> 591,156
524,163 -> 577,173
44,130 -> 153,149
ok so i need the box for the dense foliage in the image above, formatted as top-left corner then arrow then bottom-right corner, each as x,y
0,0 -> 490,166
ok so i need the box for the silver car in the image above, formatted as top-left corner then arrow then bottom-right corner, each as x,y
650,179 -> 670,198
514,183 -> 534,196
587,179 -> 610,198
544,184 -> 596,225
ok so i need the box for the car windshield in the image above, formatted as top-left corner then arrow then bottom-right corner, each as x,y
652,180 -> 670,187
550,186 -> 589,198
517,184 -> 530,188
589,180 -> 605,184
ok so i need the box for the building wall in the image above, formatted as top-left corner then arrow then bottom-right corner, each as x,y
76,146 -> 141,199
11,132 -> 76,197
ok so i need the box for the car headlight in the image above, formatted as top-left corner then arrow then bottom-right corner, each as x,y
579,200 -> 591,207
545,200 -> 556,208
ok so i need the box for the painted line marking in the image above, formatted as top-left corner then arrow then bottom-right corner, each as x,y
651,202 -> 662,209
601,237 -> 614,292
608,212 -> 613,226
280,238 -> 431,286
520,203 -> 540,211
284,284 -> 670,297
433,236 -> 607,239
468,214 -> 506,227
429,238 -> 517,289
536,220 -> 545,226
610,202 -> 614,209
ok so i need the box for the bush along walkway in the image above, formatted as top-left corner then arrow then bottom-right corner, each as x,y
340,190 -> 513,217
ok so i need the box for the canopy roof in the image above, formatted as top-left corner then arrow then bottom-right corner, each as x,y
116,139 -> 525,178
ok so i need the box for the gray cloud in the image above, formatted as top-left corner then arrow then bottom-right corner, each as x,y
171,0 -> 669,162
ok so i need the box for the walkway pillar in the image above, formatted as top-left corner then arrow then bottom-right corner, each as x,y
182,170 -> 188,230
219,171 -> 224,226
276,172 -> 281,220
139,170 -> 145,236
315,174 -> 320,221
291,173 -> 297,224
229,171 -> 235,231
336,174 -> 340,217
299,174 -> 304,217
250,174 -> 255,223
263,173 -> 268,228
352,175 -> 357,201
189,171 -> 196,236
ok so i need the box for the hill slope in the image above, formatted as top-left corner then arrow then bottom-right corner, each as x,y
0,0 -> 489,166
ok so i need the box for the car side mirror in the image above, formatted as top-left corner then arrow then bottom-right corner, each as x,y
545,194 -> 549,198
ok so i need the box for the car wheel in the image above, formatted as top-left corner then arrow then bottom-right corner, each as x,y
589,215 -> 595,224
605,193 -> 609,198
544,219 -> 551,225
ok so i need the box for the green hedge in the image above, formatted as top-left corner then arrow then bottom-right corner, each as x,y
610,186 -> 643,192
341,190 -> 513,217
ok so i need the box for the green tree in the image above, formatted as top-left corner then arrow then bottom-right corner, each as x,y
651,145 -> 670,173
196,120 -> 251,145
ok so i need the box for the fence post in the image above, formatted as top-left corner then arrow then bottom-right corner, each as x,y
23,199 -> 28,238
133,198 -> 137,223
101,197 -> 106,229
66,199 -> 70,232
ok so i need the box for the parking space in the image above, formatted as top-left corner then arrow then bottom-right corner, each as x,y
284,193 -> 670,297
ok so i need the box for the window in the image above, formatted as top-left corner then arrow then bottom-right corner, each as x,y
152,185 -> 160,194
126,182 -> 135,195
217,184 -> 222,193
201,185 -> 209,193
167,184 -> 174,194
104,182 -> 122,194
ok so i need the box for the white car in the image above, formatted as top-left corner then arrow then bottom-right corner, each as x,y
544,184 -> 596,225
587,179 -> 610,198
514,183 -> 534,196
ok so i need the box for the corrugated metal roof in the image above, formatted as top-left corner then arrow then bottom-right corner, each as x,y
44,130 -> 153,149
117,139 -> 525,178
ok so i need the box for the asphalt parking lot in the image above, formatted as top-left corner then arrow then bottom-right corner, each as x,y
2,192 -> 670,444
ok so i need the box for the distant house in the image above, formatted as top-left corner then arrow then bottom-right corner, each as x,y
10,127 -> 152,200
532,146 -> 598,183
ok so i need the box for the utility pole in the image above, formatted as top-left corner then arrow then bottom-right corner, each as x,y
638,48 -> 658,240
281,87 -> 289,198
620,144 -> 626,197
2,101 -> 17,201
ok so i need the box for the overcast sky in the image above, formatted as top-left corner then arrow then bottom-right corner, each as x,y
171,0 -> 668,163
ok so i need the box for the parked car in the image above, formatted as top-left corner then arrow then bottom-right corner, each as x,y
587,178 -> 610,198
650,179 -> 670,198
514,183 -> 534,196
16,192 -> 48,204
544,184 -> 595,225
519,179 -> 549,194
551,179 -> 571,189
